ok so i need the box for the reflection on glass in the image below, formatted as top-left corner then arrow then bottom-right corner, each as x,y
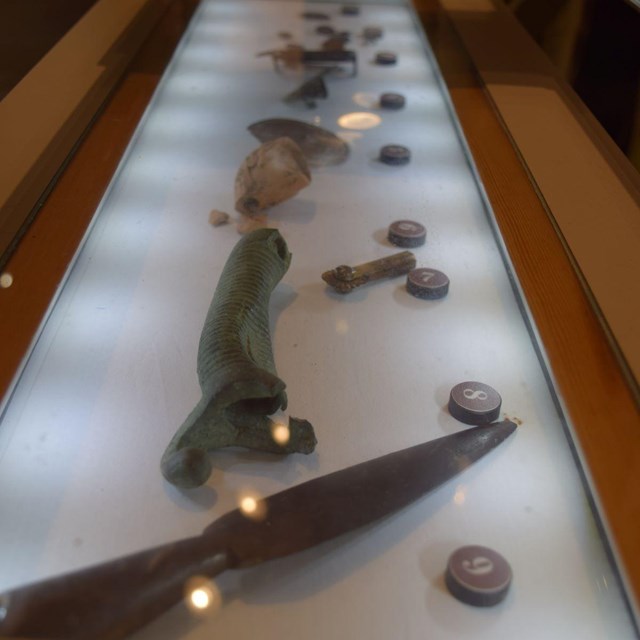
184,576 -> 221,617
0,273 -> 13,288
239,491 -> 268,521
271,421 -> 290,445
335,319 -> 349,335
352,92 -> 379,109
337,112 -> 381,130
453,485 -> 466,506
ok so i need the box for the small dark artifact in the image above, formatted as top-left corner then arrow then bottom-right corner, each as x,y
248,118 -> 349,167
160,229 -> 316,488
316,25 -> 335,35
406,268 -> 449,300
380,92 -> 406,109
342,4 -> 360,15
361,26 -> 384,43
445,545 -> 513,606
283,72 -> 329,108
448,381 -> 502,425
322,251 -> 416,293
258,48 -> 357,77
388,220 -> 426,247
380,144 -> 411,165
375,51 -> 397,65
0,421 -> 516,639
301,11 -> 330,20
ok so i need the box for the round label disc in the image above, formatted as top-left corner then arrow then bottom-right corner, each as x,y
406,268 -> 449,299
388,220 -> 426,247
448,381 -> 501,424
380,92 -> 406,110
375,51 -> 397,65
445,545 -> 512,607
380,144 -> 411,165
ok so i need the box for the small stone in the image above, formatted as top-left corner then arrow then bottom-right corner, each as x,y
380,92 -> 406,109
209,209 -> 230,227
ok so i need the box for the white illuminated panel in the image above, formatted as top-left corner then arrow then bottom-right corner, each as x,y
0,1 -> 634,639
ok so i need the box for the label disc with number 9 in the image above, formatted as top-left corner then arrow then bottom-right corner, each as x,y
445,545 -> 512,607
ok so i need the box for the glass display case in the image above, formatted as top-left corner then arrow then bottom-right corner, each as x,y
0,1 -> 638,638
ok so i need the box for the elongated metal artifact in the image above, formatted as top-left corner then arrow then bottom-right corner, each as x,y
0,421 -> 516,639
161,229 -> 316,488
248,118 -> 349,166
322,251 -> 416,293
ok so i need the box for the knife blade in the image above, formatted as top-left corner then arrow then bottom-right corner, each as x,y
0,420 -> 516,639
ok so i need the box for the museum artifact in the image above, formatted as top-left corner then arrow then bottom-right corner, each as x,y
258,48 -> 357,76
234,137 -> 311,215
208,209 -> 229,227
0,421 -> 517,639
379,144 -> 411,165
248,118 -> 349,166
161,229 -> 316,489
375,51 -> 398,66
322,251 -> 416,293
380,92 -> 406,109
283,72 -> 328,108
361,26 -> 383,43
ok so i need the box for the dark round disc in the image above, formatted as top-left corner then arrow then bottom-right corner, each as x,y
380,144 -> 410,165
448,381 -> 501,424
388,220 -> 426,248
445,545 -> 512,607
316,25 -> 335,35
341,4 -> 360,15
380,92 -> 406,110
406,268 -> 449,299
375,51 -> 397,65
362,26 -> 383,40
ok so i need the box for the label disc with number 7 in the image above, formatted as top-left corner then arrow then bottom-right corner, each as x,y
406,268 -> 449,299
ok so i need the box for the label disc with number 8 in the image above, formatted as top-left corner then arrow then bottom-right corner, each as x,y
449,381 -> 501,424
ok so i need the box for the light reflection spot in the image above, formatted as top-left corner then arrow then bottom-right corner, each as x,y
272,422 -> 290,445
191,588 -> 211,609
336,319 -> 349,335
337,112 -> 381,130
453,486 -> 466,506
0,273 -> 13,288
241,496 -> 257,514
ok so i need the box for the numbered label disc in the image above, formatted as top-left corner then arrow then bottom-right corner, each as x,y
448,381 -> 501,424
380,92 -> 406,110
375,51 -> 398,65
388,220 -> 426,247
445,545 -> 512,607
379,144 -> 411,165
406,268 -> 449,299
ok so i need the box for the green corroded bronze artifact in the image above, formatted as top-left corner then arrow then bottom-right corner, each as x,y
161,229 -> 316,488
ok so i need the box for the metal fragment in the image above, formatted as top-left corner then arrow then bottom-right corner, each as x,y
248,118 -> 349,166
322,251 -> 417,293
